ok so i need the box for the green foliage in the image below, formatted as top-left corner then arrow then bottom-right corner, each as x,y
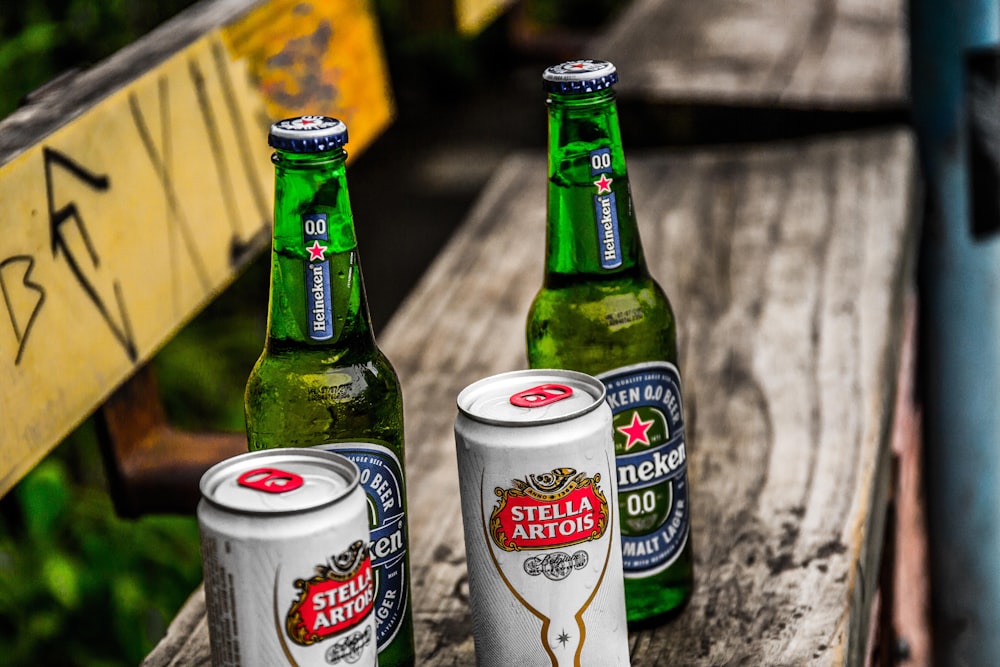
156,258 -> 270,433
0,0 -> 199,117
0,424 -> 203,666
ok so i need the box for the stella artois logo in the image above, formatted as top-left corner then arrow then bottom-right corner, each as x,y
490,468 -> 609,552
285,540 -> 374,646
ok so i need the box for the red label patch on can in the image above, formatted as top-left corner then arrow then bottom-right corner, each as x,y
286,540 -> 374,645
509,383 -> 574,408
237,467 -> 304,493
490,468 -> 609,551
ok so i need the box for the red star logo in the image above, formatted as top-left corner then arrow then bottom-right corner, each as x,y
594,174 -> 613,194
306,240 -> 328,261
618,412 -> 654,450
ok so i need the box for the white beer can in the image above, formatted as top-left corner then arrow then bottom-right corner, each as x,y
454,369 -> 631,666
197,448 -> 376,666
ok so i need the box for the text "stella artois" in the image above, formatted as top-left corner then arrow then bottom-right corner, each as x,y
491,468 -> 609,550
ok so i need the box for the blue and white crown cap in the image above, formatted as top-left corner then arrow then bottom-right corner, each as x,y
542,59 -> 619,94
268,115 -> 349,153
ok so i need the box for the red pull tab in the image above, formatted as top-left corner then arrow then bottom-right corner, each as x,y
509,383 -> 574,408
238,467 -> 304,494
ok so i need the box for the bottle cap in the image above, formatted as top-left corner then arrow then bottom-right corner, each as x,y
268,115 -> 349,153
542,60 -> 619,94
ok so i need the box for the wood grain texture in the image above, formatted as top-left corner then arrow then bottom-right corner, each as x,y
0,0 -> 393,498
142,129 -> 917,666
591,0 -> 907,111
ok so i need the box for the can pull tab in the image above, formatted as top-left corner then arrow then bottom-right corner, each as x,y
509,383 -> 574,408
238,467 -> 304,494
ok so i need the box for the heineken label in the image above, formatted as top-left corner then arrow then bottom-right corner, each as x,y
317,442 -> 409,652
303,212 -> 333,341
598,361 -> 690,576
590,147 -> 622,270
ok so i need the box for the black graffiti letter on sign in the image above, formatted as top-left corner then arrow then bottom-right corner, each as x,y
44,147 -> 137,362
1,256 -> 45,365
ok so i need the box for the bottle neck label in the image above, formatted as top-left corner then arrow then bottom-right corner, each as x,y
597,361 -> 690,577
303,213 -> 334,341
589,147 -> 622,269
313,441 -> 409,652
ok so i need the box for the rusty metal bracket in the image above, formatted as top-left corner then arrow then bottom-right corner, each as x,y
95,364 -> 246,518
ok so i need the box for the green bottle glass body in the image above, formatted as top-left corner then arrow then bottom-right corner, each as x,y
526,87 -> 694,625
244,146 -> 415,666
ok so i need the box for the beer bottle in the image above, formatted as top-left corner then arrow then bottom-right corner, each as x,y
526,61 -> 694,624
245,116 -> 415,666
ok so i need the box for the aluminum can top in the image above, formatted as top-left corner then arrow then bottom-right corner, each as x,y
456,368 -> 606,426
268,115 -> 349,153
542,59 -> 619,94
199,448 -> 360,515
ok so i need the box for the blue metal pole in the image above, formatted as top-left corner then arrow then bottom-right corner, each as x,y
911,0 -> 1000,662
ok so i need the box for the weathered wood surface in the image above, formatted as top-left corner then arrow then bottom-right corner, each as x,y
143,128 -> 917,666
0,0 -> 393,498
591,0 -> 907,111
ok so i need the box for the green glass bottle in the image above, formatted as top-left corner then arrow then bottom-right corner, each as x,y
244,116 -> 414,666
526,61 -> 694,625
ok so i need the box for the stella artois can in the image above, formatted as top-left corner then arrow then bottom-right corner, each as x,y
454,369 -> 631,666
197,448 -> 376,666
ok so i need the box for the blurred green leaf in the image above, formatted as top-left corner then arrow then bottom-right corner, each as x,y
0,22 -> 58,68
25,609 -> 60,643
42,553 -> 81,609
111,574 -> 147,659
16,459 -> 70,542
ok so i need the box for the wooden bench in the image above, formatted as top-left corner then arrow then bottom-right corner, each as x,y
590,0 -> 909,144
593,0 -> 907,109
143,128 -> 919,665
0,0 -> 920,663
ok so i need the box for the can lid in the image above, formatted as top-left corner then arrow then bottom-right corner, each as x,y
268,115 -> 349,153
457,369 -> 606,426
199,448 -> 360,514
542,59 -> 619,94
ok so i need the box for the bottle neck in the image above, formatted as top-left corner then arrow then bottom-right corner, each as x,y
545,88 -> 646,284
265,148 -> 376,351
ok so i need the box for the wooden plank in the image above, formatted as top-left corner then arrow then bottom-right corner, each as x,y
143,128 -> 917,665
0,0 -> 393,497
590,0 -> 907,111
397,130 -> 917,666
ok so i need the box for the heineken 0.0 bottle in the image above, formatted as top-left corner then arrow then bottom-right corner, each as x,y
526,61 -> 694,624
245,116 -> 414,666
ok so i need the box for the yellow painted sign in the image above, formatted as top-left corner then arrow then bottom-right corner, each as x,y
455,0 -> 516,35
224,0 -> 394,157
0,0 -> 394,497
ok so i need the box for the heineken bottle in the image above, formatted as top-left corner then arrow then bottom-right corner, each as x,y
245,116 -> 414,666
526,61 -> 694,625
